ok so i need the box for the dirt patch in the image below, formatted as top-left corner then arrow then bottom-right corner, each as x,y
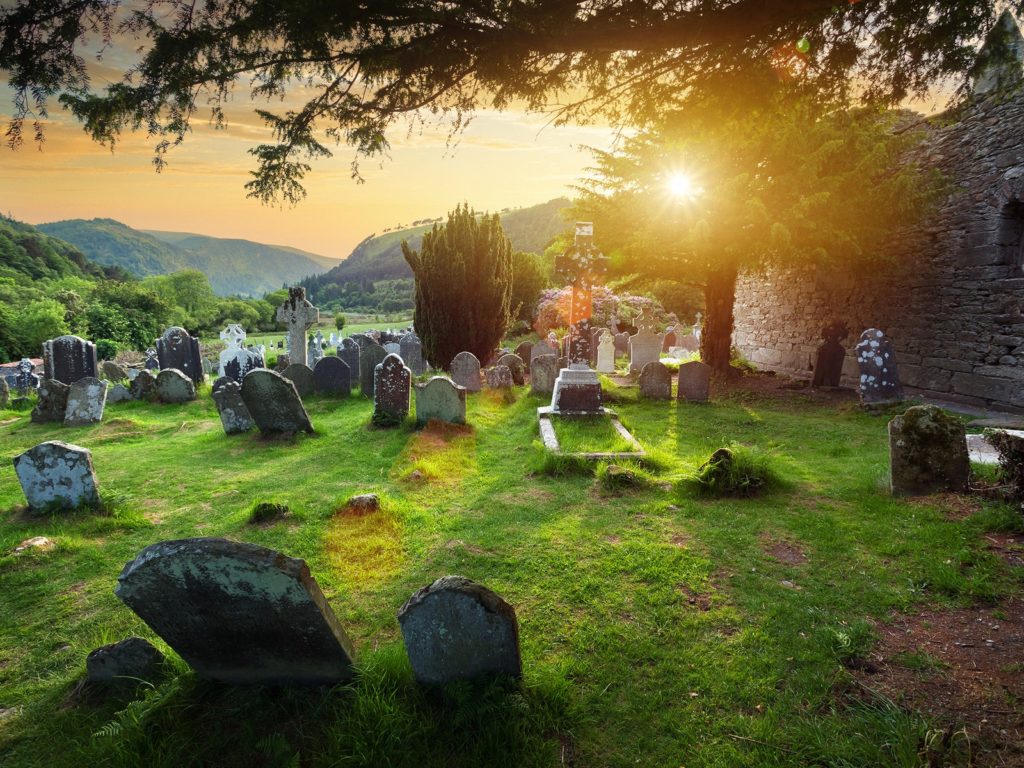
714,371 -> 859,406
761,535 -> 808,565
442,539 -> 489,555
984,532 -> 1024,568
910,492 -> 985,521
669,533 -> 691,549
605,534 -> 622,545
853,598 -> 1024,765
678,584 -> 713,611
91,417 -> 150,441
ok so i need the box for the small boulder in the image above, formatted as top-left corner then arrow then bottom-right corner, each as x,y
888,405 -> 969,496
155,369 -> 197,404
86,637 -> 164,685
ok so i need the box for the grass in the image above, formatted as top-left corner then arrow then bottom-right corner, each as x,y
0,383 -> 1020,767
550,415 -> 636,454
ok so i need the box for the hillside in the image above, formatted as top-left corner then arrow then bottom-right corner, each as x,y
303,197 -> 570,301
0,216 -> 110,283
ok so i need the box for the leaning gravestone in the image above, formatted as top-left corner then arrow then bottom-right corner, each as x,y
100,360 -> 128,382
514,341 -> 533,366
415,377 -> 466,426
13,440 -> 99,510
313,356 -> 351,396
64,377 -> 107,426
450,351 -> 482,393
156,327 -> 204,384
212,379 -> 255,435
485,365 -> 514,389
812,321 -> 849,388
129,369 -> 156,402
677,361 -> 711,403
241,369 -> 313,435
530,341 -> 559,363
31,379 -> 69,424
530,355 -> 559,397
855,328 -> 904,405
400,333 -> 426,376
43,335 -> 97,385
596,330 -> 615,373
115,538 -> 356,685
888,405 -> 970,496
639,362 -> 672,401
275,287 -> 319,368
398,575 -> 521,685
338,338 -> 361,382
282,363 -> 316,398
372,354 -> 411,427
359,343 -> 388,398
496,353 -> 525,385
629,310 -> 664,374
155,369 -> 197,404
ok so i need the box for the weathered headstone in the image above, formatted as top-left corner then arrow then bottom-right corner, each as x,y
674,334 -> 700,354
14,358 -> 38,395
628,310 -> 664,374
551,363 -> 602,414
338,338 -> 361,383
282,363 -> 316,398
415,376 -> 467,426
129,369 -> 156,402
662,328 -> 677,353
144,348 -> 160,371
359,343 -> 388,398
13,440 -> 99,510
530,341 -> 559,363
107,383 -> 132,404
613,332 -> 630,358
530,355 -> 559,397
0,377 -> 8,409
383,342 -> 401,356
496,353 -> 525,385
241,369 -> 314,435
155,369 -> 197,404
212,379 -> 256,435
812,321 -> 849,388
275,354 -> 291,372
43,335 -> 97,385
400,333 -> 426,376
100,360 -> 128,382
275,287 -> 319,368
888,405 -> 970,496
219,324 -> 261,383
156,327 -> 203,384
372,354 -> 411,427
596,330 -> 615,373
349,333 -> 374,350
313,356 -> 351,396
639,362 -> 672,401
86,637 -> 164,686
31,379 -> 69,423
514,341 -> 533,366
485,365 -> 514,389
64,377 -> 107,426
450,352 -> 482,393
677,361 -> 711,403
855,328 -> 904,404
398,575 -> 521,685
115,538 -> 356,685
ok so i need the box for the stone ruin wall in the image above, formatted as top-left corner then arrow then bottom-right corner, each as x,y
733,92 -> 1024,412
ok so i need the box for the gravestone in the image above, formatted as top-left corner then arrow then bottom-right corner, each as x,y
13,440 -> 99,510
855,329 -> 904,404
275,287 -> 319,368
107,383 -> 132,404
14,358 -> 38,395
414,376 -> 466,426
485,365 -> 514,389
219,324 -> 261,383
662,328 -> 677,353
282,363 -> 316,398
338,338 -> 361,382
398,575 -> 521,685
241,369 -> 314,435
129,370 -> 156,402
275,354 -> 291,372
530,341 -> 559,363
677,361 -> 711,403
100,360 -> 128,382
639,362 -> 672,401
64,377 -> 107,426
496,353 -> 525,385
400,333 -> 426,375
372,354 -> 411,427
551,363 -> 602,414
568,321 -> 592,363
212,379 -> 255,435
812,321 -> 849,388
588,326 -> 603,366
530,355 -> 559,397
450,352 -> 482,392
596,330 -> 615,373
86,637 -> 164,685
313,356 -> 351,396
156,327 -> 203,384
115,538 -> 356,685
349,333 -> 374,350
613,332 -> 630,358
629,310 -> 663,375
329,332 -> 338,347
144,348 -> 160,371
31,379 -> 69,424
384,342 -> 401,355
888,405 -> 970,496
43,335 -> 97,384
514,341 -> 533,366
359,343 -> 388,398
155,369 -> 197,404
674,334 -> 700,354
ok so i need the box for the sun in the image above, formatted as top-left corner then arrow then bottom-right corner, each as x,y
666,172 -> 700,199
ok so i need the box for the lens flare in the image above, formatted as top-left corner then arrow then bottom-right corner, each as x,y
667,173 -> 700,199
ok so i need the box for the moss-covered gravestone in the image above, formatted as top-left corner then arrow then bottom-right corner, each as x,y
530,354 -> 559,397
639,361 -> 672,400
372,354 -> 411,427
240,368 -> 313,435
155,368 -> 196,404
414,376 -> 466,426
496,353 -> 525,385
888,405 -> 969,496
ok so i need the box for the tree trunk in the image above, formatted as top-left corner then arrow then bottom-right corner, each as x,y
701,264 -> 738,376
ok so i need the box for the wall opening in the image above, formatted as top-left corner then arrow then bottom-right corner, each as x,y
997,198 -> 1024,270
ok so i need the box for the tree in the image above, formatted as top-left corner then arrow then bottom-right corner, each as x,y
334,314 -> 347,331
0,1 -> 1011,203
574,83 -> 938,374
402,205 -> 513,369
508,251 -> 549,323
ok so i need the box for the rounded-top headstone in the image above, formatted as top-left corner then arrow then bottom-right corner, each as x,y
450,351 -> 481,393
485,365 -> 514,389
313,356 -> 351,396
155,368 -> 197,404
677,361 -> 711,403
415,376 -> 467,426
639,361 -> 672,401
241,368 -> 313,435
495,353 -> 525,385
156,327 -> 204,384
282,363 -> 316,398
530,354 -> 559,397
359,343 -> 388,398
397,575 -> 521,685
43,334 -> 97,385
514,341 -> 533,366
13,440 -> 99,510
372,353 -> 412,427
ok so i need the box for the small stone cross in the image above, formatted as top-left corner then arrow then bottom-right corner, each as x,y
276,287 -> 319,367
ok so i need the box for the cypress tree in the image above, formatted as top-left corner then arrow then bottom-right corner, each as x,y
402,205 -> 513,370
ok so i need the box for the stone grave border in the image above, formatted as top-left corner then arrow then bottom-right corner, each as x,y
536,405 -> 645,462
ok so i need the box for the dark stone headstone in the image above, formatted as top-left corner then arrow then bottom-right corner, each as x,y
155,369 -> 197,404
14,358 -> 38,395
349,333 -> 374,350
144,348 -> 160,371
129,369 -> 157,402
662,329 -> 677,353
241,369 -> 313,435
359,343 -> 388,399
856,328 -> 904,404
115,538 -> 356,685
313,356 -> 351,396
812,321 -> 849,388
282,363 -> 315,398
677,361 -> 711,403
495,353 -> 525,385
87,637 -> 164,685
398,575 -> 521,685
400,333 -> 426,376
530,355 -> 559,397
372,354 -> 411,427
639,361 -> 672,400
31,378 -> 69,424
450,351 -> 481,392
43,335 -> 97,385
888,405 -> 970,496
613,332 -> 630,357
13,440 -> 99,510
156,327 -> 203,384
514,341 -> 533,365
212,380 -> 255,435
338,338 -> 361,382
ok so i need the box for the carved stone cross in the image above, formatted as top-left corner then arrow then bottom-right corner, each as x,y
276,288 -> 319,367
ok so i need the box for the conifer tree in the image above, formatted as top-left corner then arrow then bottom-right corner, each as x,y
402,205 -> 513,370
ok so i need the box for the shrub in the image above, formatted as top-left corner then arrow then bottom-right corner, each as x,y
686,444 -> 786,497
248,500 -> 289,524
95,338 -> 119,361
334,314 -> 347,331
985,429 -> 1024,501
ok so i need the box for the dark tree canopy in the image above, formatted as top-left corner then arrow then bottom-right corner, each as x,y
0,1 -> 1017,203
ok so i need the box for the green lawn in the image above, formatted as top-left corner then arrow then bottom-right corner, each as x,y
207,316 -> 414,349
0,383 -> 1019,767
